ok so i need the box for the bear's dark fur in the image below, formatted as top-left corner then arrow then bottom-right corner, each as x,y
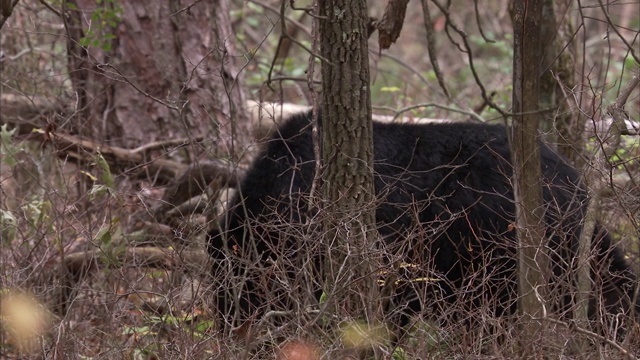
208,111 -> 640,336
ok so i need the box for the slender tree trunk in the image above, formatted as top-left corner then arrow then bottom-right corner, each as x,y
539,0 -> 582,165
510,0 -> 547,355
318,0 -> 379,356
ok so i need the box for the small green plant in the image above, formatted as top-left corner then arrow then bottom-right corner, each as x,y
0,124 -> 21,167
22,197 -> 53,235
392,346 -> 408,360
70,0 -> 123,52
0,209 -> 18,244
121,311 -> 214,358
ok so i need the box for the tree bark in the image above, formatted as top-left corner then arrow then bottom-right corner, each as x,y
510,0 -> 547,354
62,0 -> 249,155
539,0 -> 582,164
318,0 -> 379,356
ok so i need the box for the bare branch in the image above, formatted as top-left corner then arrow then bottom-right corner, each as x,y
544,317 -> 637,360
379,102 -> 484,122
421,0 -> 450,98
430,0 -> 507,118
596,0 -> 639,64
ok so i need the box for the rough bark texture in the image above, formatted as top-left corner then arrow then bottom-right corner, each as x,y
62,0 -> 249,155
539,0 -> 588,341
510,0 -> 547,353
318,0 -> 378,355
377,0 -> 409,50
539,0 -> 581,164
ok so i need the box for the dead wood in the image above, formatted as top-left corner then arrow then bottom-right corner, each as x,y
156,160 -> 245,218
46,130 -> 190,181
377,0 -> 410,50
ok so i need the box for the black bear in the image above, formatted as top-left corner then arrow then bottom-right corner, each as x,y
208,111 -> 640,338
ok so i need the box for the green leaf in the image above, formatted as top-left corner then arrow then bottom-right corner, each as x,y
246,16 -> 259,27
380,86 -> 401,93
0,124 -> 20,167
194,320 -> 214,333
392,346 -> 408,360
95,152 -> 115,189
319,291 -> 328,304
23,198 -> 47,228
79,37 -> 91,47
96,225 -> 112,246
1,210 -> 18,243
89,184 -> 109,198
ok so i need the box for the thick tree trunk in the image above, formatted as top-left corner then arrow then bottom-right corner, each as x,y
318,0 -> 379,356
62,0 -> 249,155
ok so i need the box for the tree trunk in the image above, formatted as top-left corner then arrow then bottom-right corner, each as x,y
62,0 -> 249,155
539,0 -> 582,165
510,0 -> 547,354
318,0 -> 379,356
